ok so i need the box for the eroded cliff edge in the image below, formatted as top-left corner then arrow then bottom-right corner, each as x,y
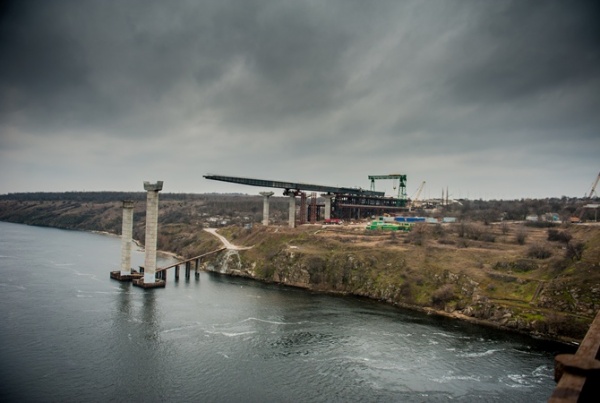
203,224 -> 600,343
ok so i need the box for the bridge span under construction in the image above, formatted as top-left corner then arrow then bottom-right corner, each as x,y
203,174 -> 410,225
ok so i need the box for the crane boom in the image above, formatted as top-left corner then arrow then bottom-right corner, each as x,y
588,171 -> 600,199
409,181 -> 426,211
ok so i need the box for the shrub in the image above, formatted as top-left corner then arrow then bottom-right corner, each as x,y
515,228 -> 527,245
457,239 -> 470,248
550,258 -> 569,275
399,282 -> 413,300
480,233 -> 496,243
527,244 -> 553,259
547,229 -> 572,243
406,224 -> 427,246
566,241 -> 585,261
432,284 -> 455,306
457,223 -> 494,242
494,259 -> 538,272
432,224 -> 445,238
512,259 -> 538,272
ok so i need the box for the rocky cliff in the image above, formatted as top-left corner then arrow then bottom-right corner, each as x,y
203,224 -> 599,343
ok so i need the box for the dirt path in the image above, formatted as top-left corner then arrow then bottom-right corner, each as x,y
204,228 -> 252,250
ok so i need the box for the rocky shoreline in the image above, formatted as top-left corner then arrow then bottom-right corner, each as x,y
199,232 -> 597,345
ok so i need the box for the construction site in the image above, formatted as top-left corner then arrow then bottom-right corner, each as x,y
203,173 -> 426,227
204,172 -> 600,230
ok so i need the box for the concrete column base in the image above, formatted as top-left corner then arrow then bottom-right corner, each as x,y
132,278 -> 166,288
110,270 -> 143,281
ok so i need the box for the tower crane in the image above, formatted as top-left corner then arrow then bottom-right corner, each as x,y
409,181 -> 426,211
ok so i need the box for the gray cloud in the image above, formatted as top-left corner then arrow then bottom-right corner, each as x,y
0,0 -> 598,198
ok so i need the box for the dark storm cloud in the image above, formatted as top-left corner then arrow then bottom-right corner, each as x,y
0,0 -> 364,136
446,1 -> 600,103
0,0 -> 598,197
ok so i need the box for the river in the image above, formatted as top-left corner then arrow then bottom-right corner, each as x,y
0,221 -> 570,402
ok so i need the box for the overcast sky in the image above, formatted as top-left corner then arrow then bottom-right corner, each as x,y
1,0 -> 598,200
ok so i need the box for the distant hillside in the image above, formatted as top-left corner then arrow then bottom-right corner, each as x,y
0,192 -> 289,256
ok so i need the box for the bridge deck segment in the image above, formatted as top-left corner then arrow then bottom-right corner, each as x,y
203,174 -> 384,197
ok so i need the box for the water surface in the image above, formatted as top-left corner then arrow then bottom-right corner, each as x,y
0,221 -> 568,402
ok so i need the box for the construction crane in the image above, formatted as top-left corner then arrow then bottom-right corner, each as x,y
368,174 -> 407,201
586,171 -> 600,199
409,181 -> 426,211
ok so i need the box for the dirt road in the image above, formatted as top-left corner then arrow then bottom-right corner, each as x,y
204,228 -> 252,250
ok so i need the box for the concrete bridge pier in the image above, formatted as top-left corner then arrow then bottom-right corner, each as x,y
133,181 -> 165,289
322,194 -> 334,221
260,192 -> 274,226
288,193 -> 296,228
111,200 -> 142,281
143,181 -> 163,284
120,200 -> 134,276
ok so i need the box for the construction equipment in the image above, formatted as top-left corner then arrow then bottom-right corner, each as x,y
368,174 -> 407,201
586,171 -> 600,199
409,181 -> 426,211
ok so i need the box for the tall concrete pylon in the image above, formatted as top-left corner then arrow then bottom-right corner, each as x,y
120,200 -> 134,276
260,192 -> 274,226
143,181 -> 163,284
322,194 -> 334,220
288,193 -> 296,228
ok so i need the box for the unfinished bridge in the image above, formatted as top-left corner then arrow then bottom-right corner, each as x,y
203,174 -> 409,227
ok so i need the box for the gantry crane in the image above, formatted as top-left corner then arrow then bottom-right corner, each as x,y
368,174 -> 407,202
409,181 -> 426,211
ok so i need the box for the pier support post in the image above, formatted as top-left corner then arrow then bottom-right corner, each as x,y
175,265 -> 180,280
143,181 -> 163,284
120,200 -> 135,276
288,193 -> 296,228
185,261 -> 191,279
322,194 -> 334,221
260,192 -> 274,226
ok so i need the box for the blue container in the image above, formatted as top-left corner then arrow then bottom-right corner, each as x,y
395,216 -> 425,223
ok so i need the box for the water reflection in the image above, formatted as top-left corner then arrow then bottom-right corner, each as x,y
141,290 -> 159,341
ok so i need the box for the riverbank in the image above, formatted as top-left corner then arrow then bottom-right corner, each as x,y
1,195 -> 598,343
199,223 -> 599,343
207,262 -> 583,345
1,219 -> 562,402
